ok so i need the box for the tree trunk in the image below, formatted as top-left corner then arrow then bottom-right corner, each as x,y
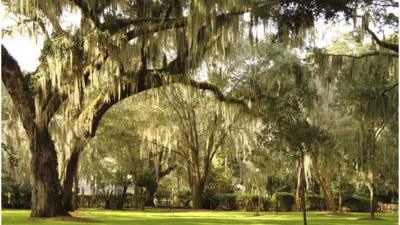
104,189 -> 112,209
61,150 -> 80,211
2,46 -> 66,218
296,165 -> 302,211
30,127 -> 67,217
145,187 -> 156,207
73,171 -> 79,210
338,165 -> 344,214
117,186 -> 128,209
192,179 -> 204,209
300,155 -> 308,225
369,181 -> 376,218
315,169 -> 337,213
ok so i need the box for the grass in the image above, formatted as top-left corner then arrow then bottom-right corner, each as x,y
2,209 -> 398,225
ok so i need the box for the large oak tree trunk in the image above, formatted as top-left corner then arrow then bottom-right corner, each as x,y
30,127 -> 67,217
73,172 -> 79,210
191,178 -> 204,209
189,150 -> 205,209
61,150 -> 80,211
3,45 -> 66,218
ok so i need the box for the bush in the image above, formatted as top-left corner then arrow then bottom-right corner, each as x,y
154,190 -> 171,207
202,191 -> 219,209
306,194 -> 326,210
176,190 -> 191,208
215,193 -> 237,210
332,179 -> 356,200
271,192 -> 295,212
78,193 -> 137,209
236,194 -> 271,212
2,180 -> 31,209
344,196 -> 376,212
263,197 -> 272,211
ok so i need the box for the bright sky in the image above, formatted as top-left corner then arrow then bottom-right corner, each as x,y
1,3 -> 81,72
0,5 -> 395,72
1,4 -> 43,72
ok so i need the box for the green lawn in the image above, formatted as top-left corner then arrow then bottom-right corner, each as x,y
2,209 -> 398,225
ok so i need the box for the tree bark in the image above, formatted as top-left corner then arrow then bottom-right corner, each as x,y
73,172 -> 79,210
30,126 -> 67,217
296,165 -> 302,211
338,165 -> 344,214
145,187 -> 156,207
191,177 -> 205,209
300,154 -> 308,225
61,150 -> 80,211
314,169 -> 337,213
188,147 -> 205,209
368,175 -> 376,218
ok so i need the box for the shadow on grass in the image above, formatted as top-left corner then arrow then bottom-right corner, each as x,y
30,216 -> 101,223
2,210 -> 397,225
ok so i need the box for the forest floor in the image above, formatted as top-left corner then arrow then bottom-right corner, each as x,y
2,209 -> 398,225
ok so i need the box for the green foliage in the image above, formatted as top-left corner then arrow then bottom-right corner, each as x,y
235,194 -> 271,212
306,193 -> 327,210
78,193 -> 138,209
271,192 -> 296,212
176,190 -> 191,208
203,166 -> 235,199
344,196 -> 377,212
1,143 -> 19,172
2,178 -> 31,209
215,193 -> 238,210
137,169 -> 158,194
332,179 -> 356,199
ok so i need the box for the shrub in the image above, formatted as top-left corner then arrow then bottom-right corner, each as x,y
263,197 -> 272,211
344,196 -> 376,212
154,190 -> 171,207
271,192 -> 295,212
176,190 -> 191,207
2,180 -> 31,209
306,194 -> 326,210
332,180 -> 356,200
215,193 -> 237,210
236,194 -> 271,212
202,191 -> 219,209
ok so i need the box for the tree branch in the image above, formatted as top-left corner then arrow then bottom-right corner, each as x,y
78,69 -> 248,139
365,26 -> 398,53
126,18 -> 187,40
326,51 -> 398,59
381,82 -> 398,97
1,45 -> 36,135
188,80 -> 249,109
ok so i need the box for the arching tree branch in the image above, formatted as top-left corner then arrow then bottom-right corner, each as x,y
1,45 -> 35,135
365,26 -> 398,53
325,51 -> 398,58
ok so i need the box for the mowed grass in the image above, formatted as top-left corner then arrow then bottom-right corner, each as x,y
2,209 -> 398,225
